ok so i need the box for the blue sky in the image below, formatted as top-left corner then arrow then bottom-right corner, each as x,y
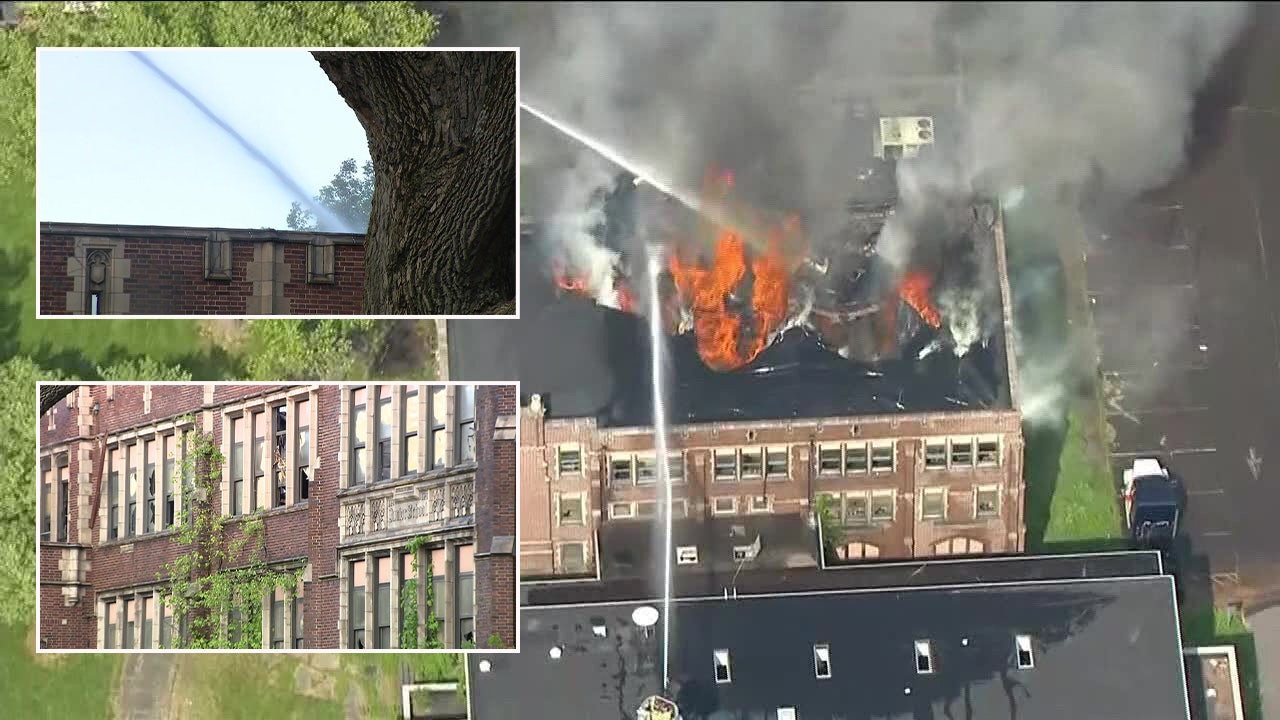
37,49 -> 371,229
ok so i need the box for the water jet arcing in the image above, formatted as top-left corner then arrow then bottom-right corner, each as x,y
647,244 -> 674,693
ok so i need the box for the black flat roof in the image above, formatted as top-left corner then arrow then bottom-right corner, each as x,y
475,567 -> 1189,720
448,225 -> 1012,428
524,548 -> 1165,607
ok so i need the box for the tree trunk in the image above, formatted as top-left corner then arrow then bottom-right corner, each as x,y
40,385 -> 75,416
314,51 -> 517,315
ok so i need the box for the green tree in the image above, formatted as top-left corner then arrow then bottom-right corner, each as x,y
814,493 -> 845,565
287,158 -> 375,232
96,357 -> 193,382
0,357 -> 54,626
242,319 -> 387,381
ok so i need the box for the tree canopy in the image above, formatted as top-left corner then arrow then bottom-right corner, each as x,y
287,158 -> 375,233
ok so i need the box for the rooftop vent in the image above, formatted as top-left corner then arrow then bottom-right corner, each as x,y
915,640 -> 934,674
592,622 -> 608,638
549,646 -> 563,660
814,644 -> 832,679
713,649 -> 732,684
777,709 -> 797,720
632,606 -> 659,629
1015,634 -> 1035,669
478,660 -> 492,673
874,116 -> 935,160
677,546 -> 699,565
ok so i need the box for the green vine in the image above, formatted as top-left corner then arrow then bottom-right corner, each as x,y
399,535 -> 441,649
156,415 -> 302,649
814,493 -> 845,564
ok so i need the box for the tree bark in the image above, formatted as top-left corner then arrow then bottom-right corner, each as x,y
40,385 -> 75,416
314,50 -> 517,315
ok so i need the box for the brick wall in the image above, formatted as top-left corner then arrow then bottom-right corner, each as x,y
39,225 -> 365,316
474,385 -> 517,648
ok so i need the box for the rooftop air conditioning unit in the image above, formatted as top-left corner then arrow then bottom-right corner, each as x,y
875,116 -> 935,160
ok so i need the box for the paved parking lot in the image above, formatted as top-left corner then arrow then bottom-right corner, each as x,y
1086,5 -> 1280,606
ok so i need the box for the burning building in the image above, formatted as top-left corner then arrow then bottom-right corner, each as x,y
449,149 -> 1025,583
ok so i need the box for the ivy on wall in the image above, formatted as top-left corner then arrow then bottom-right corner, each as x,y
399,534 -> 441,649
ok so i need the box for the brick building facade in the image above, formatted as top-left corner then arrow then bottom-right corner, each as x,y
39,222 -> 365,315
37,382 -> 517,650
520,399 -> 1025,580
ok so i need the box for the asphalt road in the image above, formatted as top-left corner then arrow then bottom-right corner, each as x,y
1086,4 -> 1280,606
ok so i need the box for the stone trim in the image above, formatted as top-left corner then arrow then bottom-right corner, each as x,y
245,241 -> 292,314
65,236 -> 130,314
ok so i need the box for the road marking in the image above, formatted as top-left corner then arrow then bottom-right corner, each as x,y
1201,531 -> 1234,538
1111,448 -> 1217,458
1188,488 -> 1226,496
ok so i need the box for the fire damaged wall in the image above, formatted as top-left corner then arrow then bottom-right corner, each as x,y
39,223 -> 365,316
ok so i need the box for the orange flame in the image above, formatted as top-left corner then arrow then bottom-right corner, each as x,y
898,271 -> 942,328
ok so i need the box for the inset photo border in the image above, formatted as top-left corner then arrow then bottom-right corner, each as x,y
35,47 -> 519,319
35,381 -> 519,653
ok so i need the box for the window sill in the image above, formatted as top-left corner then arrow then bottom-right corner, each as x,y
338,462 -> 477,497
98,529 -> 180,548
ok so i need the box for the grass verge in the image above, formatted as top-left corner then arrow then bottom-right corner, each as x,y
0,623 -> 120,720
174,655 -> 344,720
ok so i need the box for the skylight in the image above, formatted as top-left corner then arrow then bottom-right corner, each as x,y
714,649 -> 732,684
677,545 -> 699,565
1016,634 -> 1035,669
915,640 -> 934,674
777,709 -> 797,720
814,644 -> 832,679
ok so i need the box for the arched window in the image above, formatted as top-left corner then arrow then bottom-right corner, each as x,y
85,249 -> 110,314
839,542 -> 881,560
933,537 -> 985,556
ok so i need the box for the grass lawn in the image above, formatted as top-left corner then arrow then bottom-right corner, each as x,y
341,652 -> 465,720
1029,410 -> 1124,549
1182,607 -> 1265,720
0,623 -> 120,720
176,655 -> 344,720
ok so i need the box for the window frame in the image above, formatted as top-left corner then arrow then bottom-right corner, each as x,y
350,387 -> 368,487
557,447 -> 582,475
920,487 -> 947,520
295,398 -> 311,502
558,493 -> 586,526
950,437 -> 975,467
870,442 -> 895,472
977,437 -> 1001,466
402,386 -> 420,477
845,443 -> 869,474
711,496 -> 737,516
713,450 -> 739,482
740,447 -> 764,478
610,501 -> 635,519
924,440 -> 948,469
559,542 -> 587,573
869,490 -> 895,522
376,386 -> 393,483
272,405 -> 288,508
457,385 -> 476,464
765,447 -> 789,478
749,495 -> 771,514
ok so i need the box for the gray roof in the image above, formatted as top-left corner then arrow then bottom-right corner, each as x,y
476,554 -> 1190,720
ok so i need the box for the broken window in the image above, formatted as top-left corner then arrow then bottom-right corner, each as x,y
766,448 -> 788,477
846,493 -> 869,525
871,443 -> 894,472
610,457 -> 633,484
558,448 -> 581,475
712,497 -> 736,515
274,405 -> 288,505
559,495 -> 584,526
950,438 -> 974,466
713,649 -> 732,683
925,441 -> 947,469
975,485 -> 1000,517
915,640 -> 934,674
296,399 -> 311,502
977,439 -> 1000,466
819,446 -> 842,474
714,450 -> 738,481
921,487 -> 947,520
846,444 -> 869,473
636,456 -> 657,484
456,385 -> 476,463
870,490 -> 894,522
667,452 -> 685,482
740,448 -> 764,478
814,644 -> 832,679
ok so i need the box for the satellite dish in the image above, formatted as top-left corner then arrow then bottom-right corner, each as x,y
632,606 -> 660,628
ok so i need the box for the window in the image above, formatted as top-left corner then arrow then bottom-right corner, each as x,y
251,411 -> 265,513
108,446 -> 121,540
733,544 -> 757,562
204,233 -> 231,280
104,601 -> 116,649
712,497 -> 737,515
292,587 -> 305,649
819,446 -> 842,474
429,386 -> 447,469
306,237 -> 335,283
349,558 -> 366,649
377,386 -> 393,482
671,498 -> 688,517
228,606 -> 243,646
163,435 -> 175,527
740,448 -> 763,478
934,537 -> 985,556
40,460 -> 51,541
1015,634 -> 1035,669
870,490 -> 895,522
127,444 -> 139,536
229,417 -> 245,516
351,388 -> 368,486
403,387 -> 420,476
399,553 -> 416,646
977,439 -> 1000,466
141,595 -> 153,649
457,571 -> 475,645
610,457 -> 633,484
375,556 -> 391,648
925,441 -> 947,469
296,400 -> 310,502
846,493 -> 869,525
141,438 -> 156,533
714,450 -> 738,481
766,448 -> 788,477
713,649 -> 732,684
559,494 -> 585,525
814,644 -> 832,679
871,443 -> 894,472
750,495 -> 771,513
86,248 -> 110,314
273,405 -> 287,507
159,596 -> 172,649
457,385 -> 476,463
842,542 -> 881,560
950,438 -> 974,466
636,456 -> 657,484
667,452 -> 685,482
57,463 -> 69,542
557,448 -> 581,475
270,588 -> 285,649
915,640 -> 934,674
845,443 -> 869,473
677,546 -> 698,565
921,487 -> 947,520
611,502 -> 635,519
181,434 -> 195,526
123,598 -> 135,649
636,501 -> 657,518
975,485 -> 1000,517
560,543 -> 587,573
